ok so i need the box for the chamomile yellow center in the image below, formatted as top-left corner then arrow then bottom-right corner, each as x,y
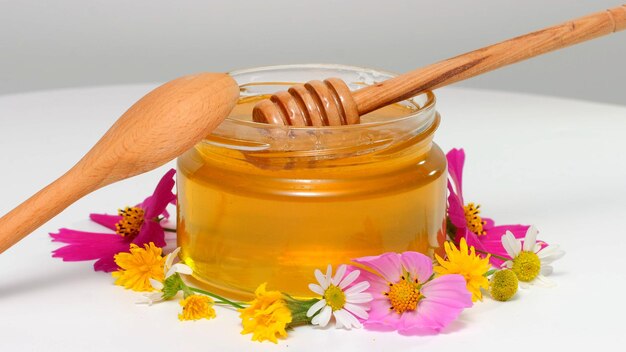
512,251 -> 541,282
323,284 -> 346,311
115,206 -> 145,238
385,276 -> 421,314
464,202 -> 487,235
490,269 -> 518,301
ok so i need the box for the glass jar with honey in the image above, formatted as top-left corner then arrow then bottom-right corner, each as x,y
177,64 -> 447,299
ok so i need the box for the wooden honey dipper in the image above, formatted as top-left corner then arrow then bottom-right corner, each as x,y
253,5 -> 626,126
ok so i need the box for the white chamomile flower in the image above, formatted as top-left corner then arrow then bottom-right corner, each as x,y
501,226 -> 565,288
138,247 -> 193,305
306,264 -> 372,329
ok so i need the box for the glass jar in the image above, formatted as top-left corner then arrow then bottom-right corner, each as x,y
177,64 -> 447,299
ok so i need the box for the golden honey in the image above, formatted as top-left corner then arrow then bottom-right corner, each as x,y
177,65 -> 447,299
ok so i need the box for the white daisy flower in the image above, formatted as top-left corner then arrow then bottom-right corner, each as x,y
306,264 -> 372,329
501,226 -> 565,287
138,247 -> 193,305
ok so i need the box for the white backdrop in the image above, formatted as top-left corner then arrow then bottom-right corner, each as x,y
0,0 -> 624,105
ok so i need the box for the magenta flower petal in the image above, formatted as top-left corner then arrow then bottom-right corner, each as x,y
446,148 -> 465,197
447,184 -> 467,229
399,252 -> 433,283
353,252 -> 403,283
51,229 -> 130,272
133,220 -> 166,248
89,213 -> 122,231
141,169 -> 176,219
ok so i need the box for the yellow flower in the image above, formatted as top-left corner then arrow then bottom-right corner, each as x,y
112,243 -> 165,292
239,283 -> 292,344
434,238 -> 491,302
178,295 -> 216,321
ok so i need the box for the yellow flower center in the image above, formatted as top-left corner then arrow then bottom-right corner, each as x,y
386,276 -> 421,314
115,206 -> 145,238
464,203 -> 486,235
512,251 -> 541,282
490,269 -> 518,301
324,284 -> 346,311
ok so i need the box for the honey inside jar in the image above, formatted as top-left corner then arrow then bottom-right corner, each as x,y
177,65 -> 447,299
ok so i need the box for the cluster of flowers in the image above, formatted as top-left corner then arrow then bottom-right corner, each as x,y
51,149 -> 564,344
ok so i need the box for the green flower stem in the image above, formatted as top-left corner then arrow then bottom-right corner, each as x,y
189,287 -> 246,309
484,269 -> 498,277
476,249 -> 509,261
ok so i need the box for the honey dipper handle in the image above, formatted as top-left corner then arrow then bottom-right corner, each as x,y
353,5 -> 626,115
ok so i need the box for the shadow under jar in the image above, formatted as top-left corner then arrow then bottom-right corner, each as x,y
177,64 -> 447,299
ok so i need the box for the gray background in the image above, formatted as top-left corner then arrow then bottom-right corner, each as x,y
0,0 -> 624,105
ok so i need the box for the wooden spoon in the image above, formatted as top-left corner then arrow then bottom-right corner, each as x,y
0,73 -> 240,253
253,5 -> 626,126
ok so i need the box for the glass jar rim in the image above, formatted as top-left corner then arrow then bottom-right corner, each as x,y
223,63 -> 436,132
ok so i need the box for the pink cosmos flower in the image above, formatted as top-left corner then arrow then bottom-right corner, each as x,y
447,148 -> 531,265
50,169 -> 176,272
352,251 -> 472,335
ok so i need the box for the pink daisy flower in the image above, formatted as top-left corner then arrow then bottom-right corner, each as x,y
353,251 -> 472,335
447,148 -> 531,265
50,169 -> 176,272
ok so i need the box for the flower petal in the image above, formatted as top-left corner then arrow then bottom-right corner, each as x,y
314,268 -> 329,289
400,251 -> 433,283
344,303 -> 369,319
522,226 -> 538,251
540,265 -> 553,276
309,283 -> 325,296
353,252 -> 403,283
333,309 -> 362,329
345,281 -> 370,296
533,274 -> 556,288
307,299 -> 327,318
134,220 -> 166,248
50,229 -> 131,272
89,213 -> 122,231
141,169 -> 176,219
397,274 -> 472,335
501,231 -> 521,258
167,263 -> 192,277
537,245 -> 565,264
346,293 -> 373,304
324,265 -> 333,288
165,247 -> 181,271
314,305 -> 332,327
338,269 -> 360,289
332,265 -> 347,286
446,148 -> 465,198
363,298 -> 399,328
149,278 -> 164,290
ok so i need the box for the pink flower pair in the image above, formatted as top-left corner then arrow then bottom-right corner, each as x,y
50,169 -> 176,272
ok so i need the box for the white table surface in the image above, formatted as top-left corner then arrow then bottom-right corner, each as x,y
0,85 -> 624,351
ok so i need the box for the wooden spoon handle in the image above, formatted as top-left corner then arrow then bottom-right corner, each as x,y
0,168 -> 90,253
354,5 -> 626,115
